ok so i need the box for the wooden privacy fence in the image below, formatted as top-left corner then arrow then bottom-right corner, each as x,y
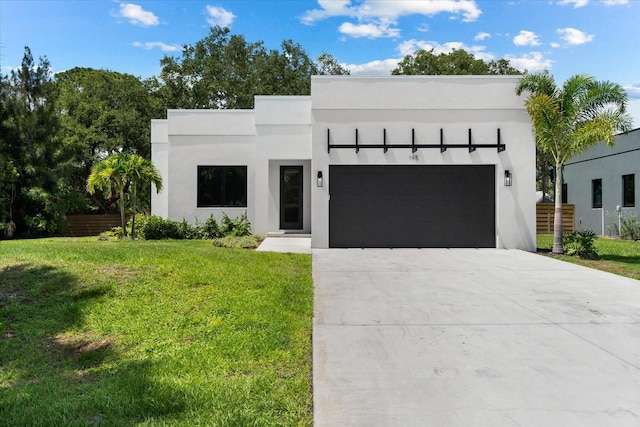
63,214 -> 123,237
536,203 -> 575,234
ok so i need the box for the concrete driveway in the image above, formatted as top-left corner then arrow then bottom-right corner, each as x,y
312,249 -> 640,427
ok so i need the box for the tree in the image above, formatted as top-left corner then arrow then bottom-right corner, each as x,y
516,71 -> 632,254
87,154 -> 130,236
56,68 -> 155,214
316,52 -> 350,76
392,49 -> 520,76
87,153 -> 162,238
121,154 -> 162,238
151,26 -> 349,110
1,47 -> 65,237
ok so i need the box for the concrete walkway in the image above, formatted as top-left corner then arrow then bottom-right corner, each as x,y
313,249 -> 640,426
255,237 -> 311,254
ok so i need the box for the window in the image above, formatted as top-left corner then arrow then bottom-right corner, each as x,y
197,166 -> 247,207
592,179 -> 602,208
562,183 -> 568,204
623,174 -> 635,207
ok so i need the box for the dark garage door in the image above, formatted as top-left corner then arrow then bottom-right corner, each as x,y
329,165 -> 495,248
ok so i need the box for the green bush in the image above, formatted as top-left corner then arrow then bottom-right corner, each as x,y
563,229 -> 598,259
140,216 -> 182,240
221,212 -> 252,237
620,214 -> 640,241
135,212 -> 254,241
201,214 -> 222,239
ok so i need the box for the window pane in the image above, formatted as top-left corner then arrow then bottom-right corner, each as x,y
224,167 -> 247,207
592,179 -> 602,208
198,166 -> 223,207
562,183 -> 568,204
623,174 -> 635,207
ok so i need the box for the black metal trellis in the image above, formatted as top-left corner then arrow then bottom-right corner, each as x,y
327,128 -> 506,153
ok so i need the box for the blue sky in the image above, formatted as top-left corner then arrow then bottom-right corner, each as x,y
1,0 -> 639,125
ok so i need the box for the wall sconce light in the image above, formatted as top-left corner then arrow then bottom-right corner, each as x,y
317,171 -> 323,187
504,170 -> 512,187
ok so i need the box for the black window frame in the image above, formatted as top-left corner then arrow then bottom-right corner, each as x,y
623,174 -> 635,207
592,178 -> 602,209
197,166 -> 247,208
561,183 -> 568,204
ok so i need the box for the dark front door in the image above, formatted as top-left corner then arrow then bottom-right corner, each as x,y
329,165 -> 496,248
280,166 -> 303,229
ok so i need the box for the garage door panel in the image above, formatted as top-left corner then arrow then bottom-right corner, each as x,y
329,165 -> 495,248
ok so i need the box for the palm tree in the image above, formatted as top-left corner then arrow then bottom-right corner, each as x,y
87,153 -> 130,237
87,153 -> 163,238
121,154 -> 163,238
516,72 -> 632,254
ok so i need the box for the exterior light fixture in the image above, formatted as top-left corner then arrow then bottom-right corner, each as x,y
504,170 -> 512,187
317,171 -> 323,187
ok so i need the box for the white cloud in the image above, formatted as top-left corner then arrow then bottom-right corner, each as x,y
300,0 -> 482,37
346,58 -> 401,75
557,27 -> 594,45
417,24 -> 430,33
557,0 -> 589,7
505,52 -> 553,72
602,0 -> 629,5
475,32 -> 491,41
115,3 -> 159,27
206,5 -> 235,27
132,41 -> 180,52
338,22 -> 400,38
550,42 -> 561,48
513,30 -> 541,46
624,83 -> 640,100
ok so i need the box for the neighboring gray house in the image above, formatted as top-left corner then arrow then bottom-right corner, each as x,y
563,128 -> 640,235
151,76 -> 536,250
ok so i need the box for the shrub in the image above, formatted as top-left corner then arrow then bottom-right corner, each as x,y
178,218 -> 201,240
140,216 -> 182,240
201,214 -> 222,239
221,212 -> 252,237
563,229 -> 598,259
620,213 -> 640,241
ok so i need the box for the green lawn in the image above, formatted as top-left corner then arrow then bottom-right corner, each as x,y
537,234 -> 640,280
0,238 -> 313,426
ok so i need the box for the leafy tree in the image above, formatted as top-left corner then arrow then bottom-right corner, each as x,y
56,67 -> 155,214
392,49 -> 520,76
152,26 -> 348,110
87,153 -> 162,238
1,47 -> 66,237
316,52 -> 350,76
516,72 -> 632,254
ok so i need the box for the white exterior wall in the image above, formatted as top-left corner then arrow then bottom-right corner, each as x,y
165,110 -> 257,225
151,119 -> 169,218
310,76 -> 536,250
254,97 -> 312,235
563,128 -> 640,235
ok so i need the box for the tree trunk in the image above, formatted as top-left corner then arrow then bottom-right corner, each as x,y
119,188 -> 127,238
131,181 -> 137,239
552,162 -> 564,254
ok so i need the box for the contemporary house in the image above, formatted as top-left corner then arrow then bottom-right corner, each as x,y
563,127 -> 640,235
151,76 -> 536,250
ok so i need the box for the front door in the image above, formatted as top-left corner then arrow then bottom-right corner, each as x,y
280,166 -> 303,229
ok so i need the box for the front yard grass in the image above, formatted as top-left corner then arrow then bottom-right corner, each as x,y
0,238 -> 313,426
537,234 -> 640,280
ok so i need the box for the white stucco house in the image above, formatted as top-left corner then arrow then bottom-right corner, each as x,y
151,76 -> 536,250
563,127 -> 639,235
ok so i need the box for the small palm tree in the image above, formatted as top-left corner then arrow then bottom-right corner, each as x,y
87,153 -> 163,238
87,153 -> 129,237
121,154 -> 163,238
516,72 -> 632,254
